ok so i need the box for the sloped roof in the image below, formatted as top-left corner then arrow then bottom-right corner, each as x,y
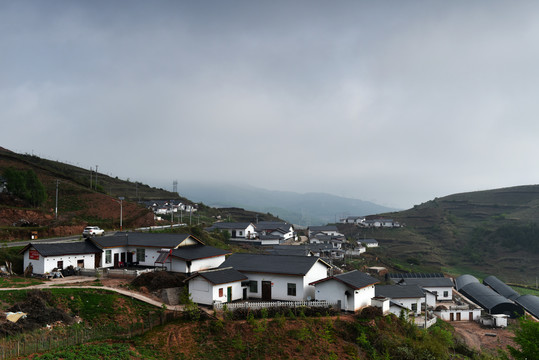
20,241 -> 102,257
309,225 -> 338,232
207,222 -> 253,230
186,267 -> 248,285
90,232 -> 200,249
362,239 -> 378,244
389,272 -> 445,279
375,285 -> 425,299
394,277 -> 454,288
483,275 -> 520,300
170,244 -> 231,261
310,270 -> 379,289
515,294 -> 539,319
220,253 -> 330,276
255,221 -> 293,232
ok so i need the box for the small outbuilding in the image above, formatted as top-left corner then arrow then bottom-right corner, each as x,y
185,267 -> 248,306
310,270 -> 379,311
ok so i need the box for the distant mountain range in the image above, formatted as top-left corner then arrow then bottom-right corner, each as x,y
177,182 -> 397,226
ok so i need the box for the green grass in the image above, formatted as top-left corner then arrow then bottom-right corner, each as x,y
510,284 -> 539,296
30,342 -> 154,360
0,276 -> 44,288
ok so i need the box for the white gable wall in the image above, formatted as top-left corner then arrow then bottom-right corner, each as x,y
23,249 -> 96,275
423,286 -> 453,301
189,277 -> 244,305
314,281 -> 375,311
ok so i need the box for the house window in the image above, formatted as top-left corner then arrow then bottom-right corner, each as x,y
443,291 -> 449,298
219,288 -> 224,297
105,250 -> 112,264
249,281 -> 258,293
287,283 -> 296,296
136,248 -> 145,262
57,261 -> 63,269
77,260 -> 84,268
239,231 -> 243,236
411,303 -> 417,312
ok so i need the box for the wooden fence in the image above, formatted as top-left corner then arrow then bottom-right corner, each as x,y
213,300 -> 340,311
0,310 -> 179,360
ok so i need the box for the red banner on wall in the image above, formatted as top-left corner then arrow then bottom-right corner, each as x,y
29,250 -> 39,260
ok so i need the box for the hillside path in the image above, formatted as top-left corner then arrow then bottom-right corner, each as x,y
0,276 -> 185,311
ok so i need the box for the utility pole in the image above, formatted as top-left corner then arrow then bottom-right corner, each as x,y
90,167 -> 93,189
95,165 -> 98,189
55,180 -> 60,220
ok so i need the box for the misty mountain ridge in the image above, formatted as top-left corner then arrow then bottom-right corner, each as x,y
177,182 -> 397,226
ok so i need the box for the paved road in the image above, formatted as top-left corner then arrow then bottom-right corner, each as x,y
2,232 -> 119,248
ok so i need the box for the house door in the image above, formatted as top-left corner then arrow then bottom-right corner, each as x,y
121,252 -> 126,263
227,286 -> 232,302
262,281 -> 272,301
232,230 -> 237,238
127,252 -> 133,265
456,312 -> 461,321
469,312 -> 473,321
95,253 -> 102,268
243,288 -> 248,300
114,253 -> 119,268
450,313 -> 454,321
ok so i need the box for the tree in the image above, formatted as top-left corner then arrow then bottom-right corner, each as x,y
506,315 -> 539,360
2,167 -> 47,206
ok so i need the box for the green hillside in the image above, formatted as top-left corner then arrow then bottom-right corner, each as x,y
0,148 -> 282,241
345,186 -> 539,285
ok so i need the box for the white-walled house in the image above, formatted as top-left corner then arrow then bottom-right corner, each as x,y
90,232 -> 230,273
375,285 -> 426,315
186,267 -> 248,306
391,276 -> 454,301
361,239 -> 379,248
307,226 -> 343,238
310,270 -> 379,312
255,221 -> 296,242
20,241 -> 102,275
219,253 -> 331,302
206,222 -> 257,240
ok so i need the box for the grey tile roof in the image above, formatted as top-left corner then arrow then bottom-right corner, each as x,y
375,285 -> 425,299
170,245 -> 231,261
309,225 -> 338,232
90,232 -> 196,249
311,270 -> 379,289
220,253 -> 329,276
187,267 -> 248,285
207,222 -> 253,230
22,241 -> 102,257
394,277 -> 454,288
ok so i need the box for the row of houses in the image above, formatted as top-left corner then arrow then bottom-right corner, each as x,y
144,200 -> 197,215
206,221 -> 297,245
341,216 -> 402,228
20,233 -> 459,322
26,232 -> 535,326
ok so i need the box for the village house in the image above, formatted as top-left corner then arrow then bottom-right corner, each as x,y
206,222 -> 257,240
185,267 -> 248,306
310,270 -> 379,312
90,232 -> 230,274
361,238 -> 379,248
219,253 -> 331,302
389,273 -> 454,301
307,225 -> 343,238
375,284 -> 432,315
20,240 -> 102,275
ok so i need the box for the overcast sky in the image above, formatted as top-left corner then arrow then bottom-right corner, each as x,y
2,1 -> 539,209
